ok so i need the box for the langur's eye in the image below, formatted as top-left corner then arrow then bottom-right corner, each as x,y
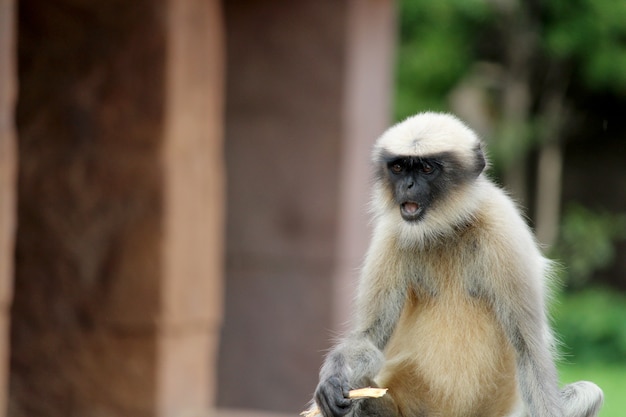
420,162 -> 434,174
391,163 -> 404,174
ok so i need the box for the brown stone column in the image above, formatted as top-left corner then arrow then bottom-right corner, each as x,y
218,1 -> 347,412
0,0 -> 16,415
159,0 -> 225,415
11,1 -> 224,416
333,0 -> 396,330
218,0 -> 395,413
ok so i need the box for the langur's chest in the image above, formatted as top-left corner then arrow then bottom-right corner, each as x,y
402,286 -> 496,336
407,242 -> 486,297
382,286 -> 515,406
388,278 -> 504,355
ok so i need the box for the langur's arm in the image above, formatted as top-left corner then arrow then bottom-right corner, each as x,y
492,248 -> 563,417
315,237 -> 408,416
322,236 -> 408,383
509,298 -> 562,417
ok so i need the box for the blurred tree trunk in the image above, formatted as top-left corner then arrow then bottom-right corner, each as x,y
490,0 -> 567,248
535,140 -> 563,247
492,0 -> 536,206
535,70 -> 569,247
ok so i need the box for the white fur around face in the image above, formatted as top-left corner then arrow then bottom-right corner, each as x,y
370,112 -> 486,247
370,177 -> 489,249
373,112 -> 481,162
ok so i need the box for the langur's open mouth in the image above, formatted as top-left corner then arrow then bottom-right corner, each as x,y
400,202 -> 423,221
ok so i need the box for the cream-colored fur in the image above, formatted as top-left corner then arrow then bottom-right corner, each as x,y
360,180 -> 530,417
374,112 -> 480,160
312,113 -> 603,417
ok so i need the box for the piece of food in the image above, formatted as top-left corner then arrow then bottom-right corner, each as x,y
346,387 -> 388,398
300,388 -> 388,417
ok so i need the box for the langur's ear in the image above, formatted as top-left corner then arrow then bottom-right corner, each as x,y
472,144 -> 486,178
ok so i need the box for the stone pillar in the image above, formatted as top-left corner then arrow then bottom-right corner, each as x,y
159,0 -> 225,415
10,1 -> 224,416
218,1 -> 346,412
218,0 -> 395,413
333,0 -> 396,330
0,0 -> 16,414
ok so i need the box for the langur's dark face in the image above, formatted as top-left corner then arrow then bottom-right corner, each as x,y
383,155 -> 443,221
377,149 -> 485,222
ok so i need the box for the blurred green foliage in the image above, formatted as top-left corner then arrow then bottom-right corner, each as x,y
559,363 -> 625,417
396,0 -> 626,373
551,207 -> 626,365
553,288 -> 626,364
396,0 -> 626,273
396,0 -> 626,119
553,205 -> 626,289
544,0 -> 626,90
395,0 -> 492,118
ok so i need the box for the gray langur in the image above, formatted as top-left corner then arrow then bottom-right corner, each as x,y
309,113 -> 603,417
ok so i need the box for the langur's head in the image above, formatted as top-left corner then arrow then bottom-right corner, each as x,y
371,112 -> 487,243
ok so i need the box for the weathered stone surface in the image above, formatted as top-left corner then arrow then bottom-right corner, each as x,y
10,329 -> 158,417
157,327 -> 220,417
11,0 -> 225,416
218,0 -> 347,412
333,0 -> 396,330
11,2 -> 165,415
218,0 -> 395,412
0,0 -> 16,415
159,0 -> 225,415
162,0 -> 225,329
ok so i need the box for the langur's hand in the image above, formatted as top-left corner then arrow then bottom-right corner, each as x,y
314,375 -> 352,417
